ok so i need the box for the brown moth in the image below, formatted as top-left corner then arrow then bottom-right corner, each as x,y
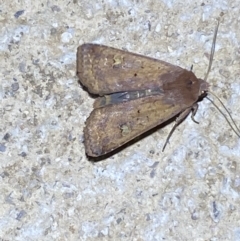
77,22 -> 219,157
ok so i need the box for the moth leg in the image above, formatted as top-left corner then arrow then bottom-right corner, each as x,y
162,106 -> 195,152
191,103 -> 199,124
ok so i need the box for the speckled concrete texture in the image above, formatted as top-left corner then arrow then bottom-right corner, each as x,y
1,1 -> 240,240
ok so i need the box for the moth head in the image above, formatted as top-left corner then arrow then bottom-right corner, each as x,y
198,78 -> 209,97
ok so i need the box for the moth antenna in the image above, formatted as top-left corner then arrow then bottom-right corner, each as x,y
204,19 -> 220,82
207,92 -> 240,138
205,19 -> 240,138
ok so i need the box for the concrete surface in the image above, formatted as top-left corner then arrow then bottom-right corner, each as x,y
1,0 -> 240,240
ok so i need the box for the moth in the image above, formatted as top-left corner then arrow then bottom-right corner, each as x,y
77,21 -> 234,157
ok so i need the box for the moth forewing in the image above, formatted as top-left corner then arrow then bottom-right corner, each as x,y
84,95 -> 188,157
77,44 -> 189,95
